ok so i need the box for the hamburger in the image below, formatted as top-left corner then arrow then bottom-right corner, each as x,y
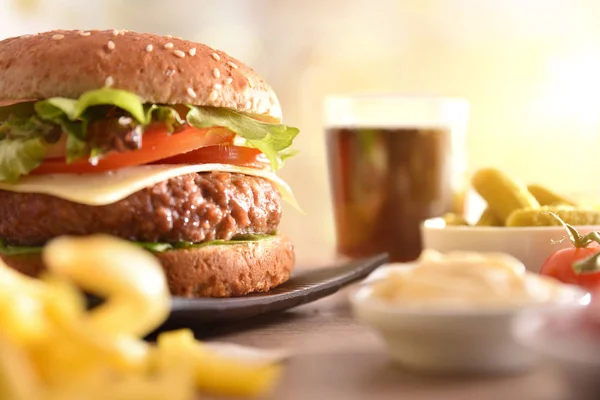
0,29 -> 300,297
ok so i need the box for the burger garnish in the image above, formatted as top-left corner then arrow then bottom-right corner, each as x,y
0,233 -> 275,254
0,29 -> 300,297
0,87 -> 299,181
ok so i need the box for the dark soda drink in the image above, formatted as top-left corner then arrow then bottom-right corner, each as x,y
327,126 -> 453,262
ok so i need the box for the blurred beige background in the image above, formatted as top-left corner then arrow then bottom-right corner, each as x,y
1,0 -> 599,264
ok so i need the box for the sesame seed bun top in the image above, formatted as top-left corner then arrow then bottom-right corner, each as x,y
0,29 -> 282,123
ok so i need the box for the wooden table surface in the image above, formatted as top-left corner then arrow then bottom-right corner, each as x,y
185,287 -> 573,400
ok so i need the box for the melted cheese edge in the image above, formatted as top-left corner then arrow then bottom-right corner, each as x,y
0,164 -> 300,209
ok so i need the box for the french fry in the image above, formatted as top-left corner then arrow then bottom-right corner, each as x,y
157,329 -> 282,397
0,334 -> 41,400
0,260 -> 49,345
43,235 -> 170,338
0,290 -> 47,344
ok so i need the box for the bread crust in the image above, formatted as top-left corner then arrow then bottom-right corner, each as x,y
0,234 -> 294,298
0,30 -> 282,122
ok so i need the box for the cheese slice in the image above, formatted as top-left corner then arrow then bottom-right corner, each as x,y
0,164 -> 300,209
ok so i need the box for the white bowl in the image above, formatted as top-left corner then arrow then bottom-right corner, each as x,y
515,306 -> 600,400
350,266 -> 589,375
421,217 -> 600,273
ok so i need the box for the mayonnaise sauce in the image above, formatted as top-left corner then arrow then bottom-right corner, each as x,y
369,250 -> 566,307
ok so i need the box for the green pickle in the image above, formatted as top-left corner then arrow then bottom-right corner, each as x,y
442,213 -> 469,226
526,184 -> 577,207
506,206 -> 600,227
475,208 -> 503,226
471,168 -> 540,223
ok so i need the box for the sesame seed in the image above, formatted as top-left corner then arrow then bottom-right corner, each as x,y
52,34 -> 64,40
245,100 -> 252,109
247,77 -> 254,88
164,42 -> 173,49
213,68 -> 221,78
189,48 -> 197,56
173,49 -> 185,58
211,52 -> 220,61
78,31 -> 91,36
107,40 -> 115,50
213,83 -> 222,90
105,76 -> 115,87
209,90 -> 219,101
227,61 -> 238,69
165,35 -> 172,39
112,29 -> 119,36
145,44 -> 153,52
186,87 -> 197,98
224,77 -> 233,85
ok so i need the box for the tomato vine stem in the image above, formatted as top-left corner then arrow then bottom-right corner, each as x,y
546,212 -> 600,248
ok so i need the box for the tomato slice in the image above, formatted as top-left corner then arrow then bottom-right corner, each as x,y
32,126 -> 234,174
157,145 -> 270,169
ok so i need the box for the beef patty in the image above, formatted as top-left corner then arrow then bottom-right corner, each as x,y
0,172 -> 281,246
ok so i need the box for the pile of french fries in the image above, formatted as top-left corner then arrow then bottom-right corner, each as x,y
0,235 -> 282,400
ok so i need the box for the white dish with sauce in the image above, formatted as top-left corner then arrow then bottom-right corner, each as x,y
420,217 -> 600,273
350,250 -> 589,374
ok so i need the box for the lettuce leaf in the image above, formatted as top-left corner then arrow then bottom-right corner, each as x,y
0,114 -> 57,140
136,233 -> 275,253
186,106 -> 299,170
35,88 -> 147,124
0,239 -> 44,256
0,234 -> 275,256
0,137 -> 46,182
0,112 -> 57,181
144,104 -> 186,132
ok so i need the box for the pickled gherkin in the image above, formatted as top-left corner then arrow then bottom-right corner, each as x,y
506,206 -> 600,227
475,208 -> 503,226
471,168 -> 540,222
526,184 -> 577,207
442,213 -> 469,226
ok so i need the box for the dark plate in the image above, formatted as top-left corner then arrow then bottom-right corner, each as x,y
168,253 -> 388,324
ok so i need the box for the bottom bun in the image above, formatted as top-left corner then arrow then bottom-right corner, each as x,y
158,234 -> 295,297
1,234 -> 295,298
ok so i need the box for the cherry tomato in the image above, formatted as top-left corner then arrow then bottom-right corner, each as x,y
540,244 -> 600,292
